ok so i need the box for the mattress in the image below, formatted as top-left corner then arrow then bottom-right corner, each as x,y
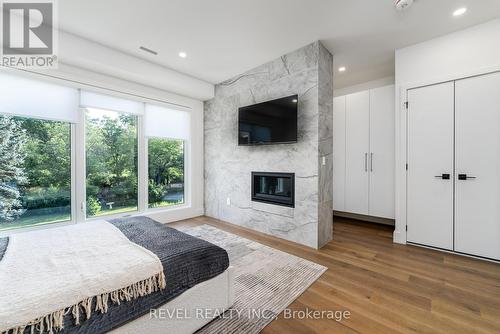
0,217 -> 230,334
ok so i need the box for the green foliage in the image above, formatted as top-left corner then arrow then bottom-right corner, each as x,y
86,197 -> 101,216
148,180 -> 166,206
148,138 -> 184,186
21,119 -> 71,188
0,115 -> 27,221
1,109 -> 185,226
23,186 -> 70,210
86,112 -> 138,209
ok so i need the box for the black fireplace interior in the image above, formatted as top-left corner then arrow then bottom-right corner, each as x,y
251,172 -> 295,207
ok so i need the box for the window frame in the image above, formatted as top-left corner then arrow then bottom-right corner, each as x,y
0,78 -> 192,236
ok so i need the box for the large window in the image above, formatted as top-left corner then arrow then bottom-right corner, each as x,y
0,115 -> 71,230
0,74 -> 191,232
85,108 -> 138,217
148,138 -> 184,208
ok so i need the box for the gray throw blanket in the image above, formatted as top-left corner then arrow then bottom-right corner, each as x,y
0,217 -> 229,334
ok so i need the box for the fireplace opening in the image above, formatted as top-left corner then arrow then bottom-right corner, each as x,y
251,172 -> 295,208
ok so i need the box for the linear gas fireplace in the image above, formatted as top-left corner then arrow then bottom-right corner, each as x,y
251,172 -> 295,208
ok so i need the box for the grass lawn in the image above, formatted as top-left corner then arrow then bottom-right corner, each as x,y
0,211 -> 70,231
1,200 -> 183,231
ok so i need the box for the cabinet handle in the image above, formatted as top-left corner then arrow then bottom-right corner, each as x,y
364,153 -> 368,172
458,174 -> 477,180
370,153 -> 374,172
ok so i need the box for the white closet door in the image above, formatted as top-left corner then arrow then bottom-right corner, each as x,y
455,72 -> 500,260
369,85 -> 395,219
345,91 -> 370,215
407,82 -> 454,250
333,96 -> 346,211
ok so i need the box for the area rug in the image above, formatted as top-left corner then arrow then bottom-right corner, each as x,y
176,224 -> 327,334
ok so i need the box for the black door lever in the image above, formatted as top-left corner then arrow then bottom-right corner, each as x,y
434,174 -> 450,180
458,174 -> 477,180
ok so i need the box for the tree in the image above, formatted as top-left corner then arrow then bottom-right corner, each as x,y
148,138 -> 184,186
0,116 -> 27,221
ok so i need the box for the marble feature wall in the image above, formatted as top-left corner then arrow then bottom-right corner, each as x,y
204,41 -> 333,249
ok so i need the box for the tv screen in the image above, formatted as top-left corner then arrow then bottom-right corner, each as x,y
238,95 -> 298,145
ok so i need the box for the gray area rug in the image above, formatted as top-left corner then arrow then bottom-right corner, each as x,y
177,224 -> 327,334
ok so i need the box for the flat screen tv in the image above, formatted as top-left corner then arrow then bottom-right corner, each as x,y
238,95 -> 298,146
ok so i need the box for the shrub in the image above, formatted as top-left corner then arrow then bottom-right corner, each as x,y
23,186 -> 70,210
86,196 -> 101,216
148,180 -> 165,207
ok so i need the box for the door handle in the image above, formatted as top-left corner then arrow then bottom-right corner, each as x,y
364,153 -> 368,172
458,174 -> 477,180
434,174 -> 450,180
370,153 -> 374,172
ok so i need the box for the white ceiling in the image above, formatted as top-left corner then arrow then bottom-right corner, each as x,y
59,0 -> 500,89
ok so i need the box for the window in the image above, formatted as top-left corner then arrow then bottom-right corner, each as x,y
148,138 -> 184,208
0,74 -> 192,231
0,115 -> 71,230
85,108 -> 138,217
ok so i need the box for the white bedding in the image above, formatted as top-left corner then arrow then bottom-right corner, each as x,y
0,220 -> 165,334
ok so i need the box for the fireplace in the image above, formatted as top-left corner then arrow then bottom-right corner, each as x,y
251,172 -> 295,208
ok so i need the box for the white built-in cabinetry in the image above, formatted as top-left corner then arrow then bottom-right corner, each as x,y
407,71 -> 500,261
333,85 -> 395,219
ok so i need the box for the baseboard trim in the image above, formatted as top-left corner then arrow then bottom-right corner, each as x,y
334,211 -> 395,226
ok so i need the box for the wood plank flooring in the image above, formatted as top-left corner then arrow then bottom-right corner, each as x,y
170,216 -> 500,334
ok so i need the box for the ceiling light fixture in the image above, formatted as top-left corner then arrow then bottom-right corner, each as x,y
338,66 -> 346,72
139,46 -> 158,55
292,99 -> 298,103
178,51 -> 187,58
394,0 -> 414,11
453,7 -> 467,17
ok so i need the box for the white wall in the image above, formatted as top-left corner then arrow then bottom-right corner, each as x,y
394,18 -> 500,244
334,76 -> 394,97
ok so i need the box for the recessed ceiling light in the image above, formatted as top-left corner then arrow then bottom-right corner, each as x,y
139,46 -> 158,55
338,66 -> 346,72
178,51 -> 187,58
292,99 -> 298,103
453,7 -> 467,16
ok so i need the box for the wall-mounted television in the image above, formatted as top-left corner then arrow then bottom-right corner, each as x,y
238,95 -> 298,146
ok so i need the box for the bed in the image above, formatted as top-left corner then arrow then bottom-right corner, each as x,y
0,217 -> 233,334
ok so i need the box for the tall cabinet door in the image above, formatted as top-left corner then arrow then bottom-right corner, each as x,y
345,91 -> 370,215
333,96 -> 346,211
369,85 -> 395,219
455,72 -> 500,260
407,82 -> 454,250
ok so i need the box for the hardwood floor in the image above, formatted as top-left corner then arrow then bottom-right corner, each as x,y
170,216 -> 500,334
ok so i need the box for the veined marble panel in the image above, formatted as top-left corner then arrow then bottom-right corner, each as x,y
204,41 -> 333,249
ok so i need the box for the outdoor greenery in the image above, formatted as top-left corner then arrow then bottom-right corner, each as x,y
0,115 -> 71,229
148,138 -> 184,208
0,111 -> 185,230
85,110 -> 139,217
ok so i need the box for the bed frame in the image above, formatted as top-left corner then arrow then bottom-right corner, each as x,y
111,266 -> 234,334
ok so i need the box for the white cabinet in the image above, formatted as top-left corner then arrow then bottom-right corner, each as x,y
406,71 -> 500,261
333,85 -> 395,219
345,91 -> 370,215
369,86 -> 396,219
